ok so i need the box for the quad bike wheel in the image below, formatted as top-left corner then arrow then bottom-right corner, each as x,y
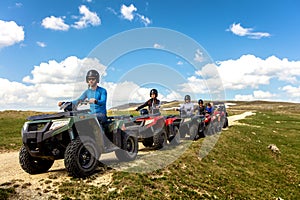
223,117 -> 229,128
115,134 -> 138,162
19,145 -> 54,174
179,125 -> 188,139
64,137 -> 100,178
189,124 -> 199,140
169,126 -> 180,145
153,131 -> 166,149
142,137 -> 154,148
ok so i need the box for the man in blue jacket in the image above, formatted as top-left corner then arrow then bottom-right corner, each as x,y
59,69 -> 107,123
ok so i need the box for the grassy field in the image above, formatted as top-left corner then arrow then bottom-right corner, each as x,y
0,101 -> 300,199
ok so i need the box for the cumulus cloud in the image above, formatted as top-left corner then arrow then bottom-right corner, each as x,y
41,16 -> 70,31
72,5 -> 101,29
121,4 -> 137,21
120,4 -> 151,26
234,90 -> 276,101
281,85 -> 300,98
23,56 -> 107,84
227,23 -> 271,39
216,55 -> 300,90
0,20 -> 24,48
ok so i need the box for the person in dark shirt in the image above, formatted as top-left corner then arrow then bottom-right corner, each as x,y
136,89 -> 161,114
196,99 -> 206,116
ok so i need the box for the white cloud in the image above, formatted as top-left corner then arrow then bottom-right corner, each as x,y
120,4 -> 151,26
216,55 -> 300,90
253,90 -> 275,99
177,61 -> 184,65
15,3 -> 23,7
234,90 -> 276,101
36,41 -> 46,48
234,94 -> 255,101
41,16 -> 70,31
136,13 -> 151,26
120,4 -> 137,21
194,49 -> 204,62
107,7 -> 117,15
281,85 -> 300,98
153,43 -> 164,49
227,23 -> 271,39
0,20 -> 24,48
23,56 -> 107,84
179,76 -> 209,94
72,5 -> 101,29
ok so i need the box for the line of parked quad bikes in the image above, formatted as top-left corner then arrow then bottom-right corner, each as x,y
19,101 -> 229,178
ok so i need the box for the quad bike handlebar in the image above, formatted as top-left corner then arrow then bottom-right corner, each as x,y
59,100 -> 90,112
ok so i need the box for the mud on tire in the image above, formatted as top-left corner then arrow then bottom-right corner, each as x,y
19,145 -> 54,174
64,137 -> 99,178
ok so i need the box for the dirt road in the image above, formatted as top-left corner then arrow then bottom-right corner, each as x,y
0,111 -> 254,199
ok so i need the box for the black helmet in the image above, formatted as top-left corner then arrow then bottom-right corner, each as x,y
150,89 -> 158,97
86,69 -> 100,83
184,95 -> 191,101
198,99 -> 203,104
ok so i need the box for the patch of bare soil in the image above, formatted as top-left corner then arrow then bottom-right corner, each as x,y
0,111 -> 255,199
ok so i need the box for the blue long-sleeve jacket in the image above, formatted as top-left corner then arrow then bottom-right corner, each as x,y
72,86 -> 107,114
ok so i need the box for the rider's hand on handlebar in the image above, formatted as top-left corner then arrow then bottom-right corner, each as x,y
58,102 -> 63,106
89,98 -> 97,104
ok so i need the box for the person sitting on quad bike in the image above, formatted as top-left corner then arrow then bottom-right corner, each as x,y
175,95 -> 195,117
135,89 -> 161,115
195,99 -> 206,116
205,102 -> 214,115
58,69 -> 107,123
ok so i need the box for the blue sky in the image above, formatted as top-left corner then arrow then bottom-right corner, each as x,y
0,0 -> 300,111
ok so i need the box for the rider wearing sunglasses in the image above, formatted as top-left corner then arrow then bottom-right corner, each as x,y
58,69 -> 107,123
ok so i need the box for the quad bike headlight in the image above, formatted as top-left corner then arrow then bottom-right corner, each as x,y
49,119 -> 70,131
21,122 -> 29,135
144,119 -> 154,126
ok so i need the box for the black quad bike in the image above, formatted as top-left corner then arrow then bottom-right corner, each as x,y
19,102 -> 138,178
176,114 -> 206,140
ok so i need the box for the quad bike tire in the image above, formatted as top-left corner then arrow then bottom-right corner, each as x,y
19,145 -> 54,174
153,131 -> 166,149
223,117 -> 229,128
64,137 -> 100,178
142,137 -> 154,148
179,125 -> 188,139
189,124 -> 199,140
169,126 -> 180,145
115,134 -> 138,162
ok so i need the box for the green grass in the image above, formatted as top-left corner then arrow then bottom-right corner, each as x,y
54,109 -> 300,199
0,102 -> 299,199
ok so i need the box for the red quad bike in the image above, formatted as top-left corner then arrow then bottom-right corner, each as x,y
211,103 -> 229,132
164,115 -> 181,145
124,109 -> 180,149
